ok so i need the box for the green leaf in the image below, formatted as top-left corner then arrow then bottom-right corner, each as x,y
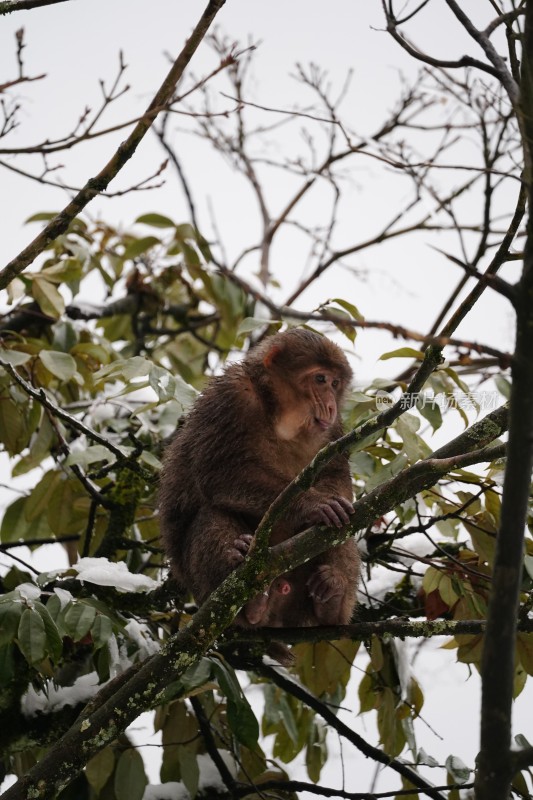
445,755 -> 471,784
0,398 -> 26,456
517,634 -> 533,675
174,223 -> 196,240
212,659 -> 259,748
465,520 -> 496,566
331,297 -> 364,320
1,495 -> 53,544
13,413 -> 54,476
34,601 -> 63,662
524,555 -> 533,581
114,749 -> 147,800
0,348 -> 31,367
123,236 -> 160,260
65,445 -> 111,468
370,635 -> 384,671
149,365 -> 177,402
358,669 -> 376,713
32,277 -> 65,318
227,695 -> 260,748
180,657 -> 213,693
25,471 -> 62,522
379,347 -> 424,361
494,375 -> 511,399
39,350 -> 77,381
306,721 -> 327,783
0,644 -> 15,682
96,355 -> 151,382
91,615 -> 113,649
86,747 -> 115,794
276,695 -> 299,747
417,748 -> 439,768
63,602 -> 97,641
179,749 -> 199,799
17,608 -> 46,664
417,396 -> 442,432
422,567 -> 441,596
40,259 -> 83,284
26,212 -> 59,223
236,317 -> 278,336
171,239 -> 201,266
437,574 -> 458,607
0,602 -> 23,646
485,489 -> 501,523
377,687 -> 405,756
515,733 -> 533,749
135,213 -> 175,228
48,478 -> 86,537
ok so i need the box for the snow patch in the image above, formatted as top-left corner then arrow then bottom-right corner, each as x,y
72,557 -> 159,593
17,583 -> 41,601
125,619 -> 161,657
22,672 -> 101,717
53,587 -> 73,608
142,752 -> 237,800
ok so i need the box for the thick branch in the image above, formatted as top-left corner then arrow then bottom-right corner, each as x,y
225,616 -> 533,647
475,4 -> 533,798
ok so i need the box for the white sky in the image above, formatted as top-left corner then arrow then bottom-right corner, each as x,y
0,1 -> 530,797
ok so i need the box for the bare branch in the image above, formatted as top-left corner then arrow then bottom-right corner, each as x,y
0,0 -> 227,290
0,0 -> 70,12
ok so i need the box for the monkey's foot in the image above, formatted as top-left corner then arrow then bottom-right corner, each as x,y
227,533 -> 253,567
307,564 -> 347,624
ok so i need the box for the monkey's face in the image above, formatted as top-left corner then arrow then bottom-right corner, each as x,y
274,366 -> 344,442
300,367 -> 342,429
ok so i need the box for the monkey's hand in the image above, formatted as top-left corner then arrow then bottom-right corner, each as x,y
304,495 -> 354,529
307,564 -> 348,624
227,532 -> 254,567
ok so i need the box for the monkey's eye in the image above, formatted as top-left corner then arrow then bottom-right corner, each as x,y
332,378 -> 340,389
315,374 -> 327,384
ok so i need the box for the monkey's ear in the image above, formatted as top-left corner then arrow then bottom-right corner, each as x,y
263,344 -> 283,369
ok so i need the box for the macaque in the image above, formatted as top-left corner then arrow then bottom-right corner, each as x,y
159,328 -> 360,632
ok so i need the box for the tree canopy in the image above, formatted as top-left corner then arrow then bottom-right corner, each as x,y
0,2 -> 532,800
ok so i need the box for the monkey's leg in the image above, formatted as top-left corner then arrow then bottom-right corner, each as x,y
183,510 -> 285,627
184,509 -> 255,602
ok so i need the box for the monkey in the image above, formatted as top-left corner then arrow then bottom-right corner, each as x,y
158,328 -> 360,635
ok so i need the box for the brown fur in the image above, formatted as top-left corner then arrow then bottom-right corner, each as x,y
159,329 -> 360,631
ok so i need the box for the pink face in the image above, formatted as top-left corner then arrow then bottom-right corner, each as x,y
298,367 -> 342,431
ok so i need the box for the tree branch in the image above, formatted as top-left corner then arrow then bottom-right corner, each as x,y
0,0 -> 70,13
475,4 -> 533,797
224,616 -> 533,647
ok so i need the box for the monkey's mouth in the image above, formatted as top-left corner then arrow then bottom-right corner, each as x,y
314,417 -> 330,430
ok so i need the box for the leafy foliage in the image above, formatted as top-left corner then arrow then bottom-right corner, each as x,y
0,211 -> 527,798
